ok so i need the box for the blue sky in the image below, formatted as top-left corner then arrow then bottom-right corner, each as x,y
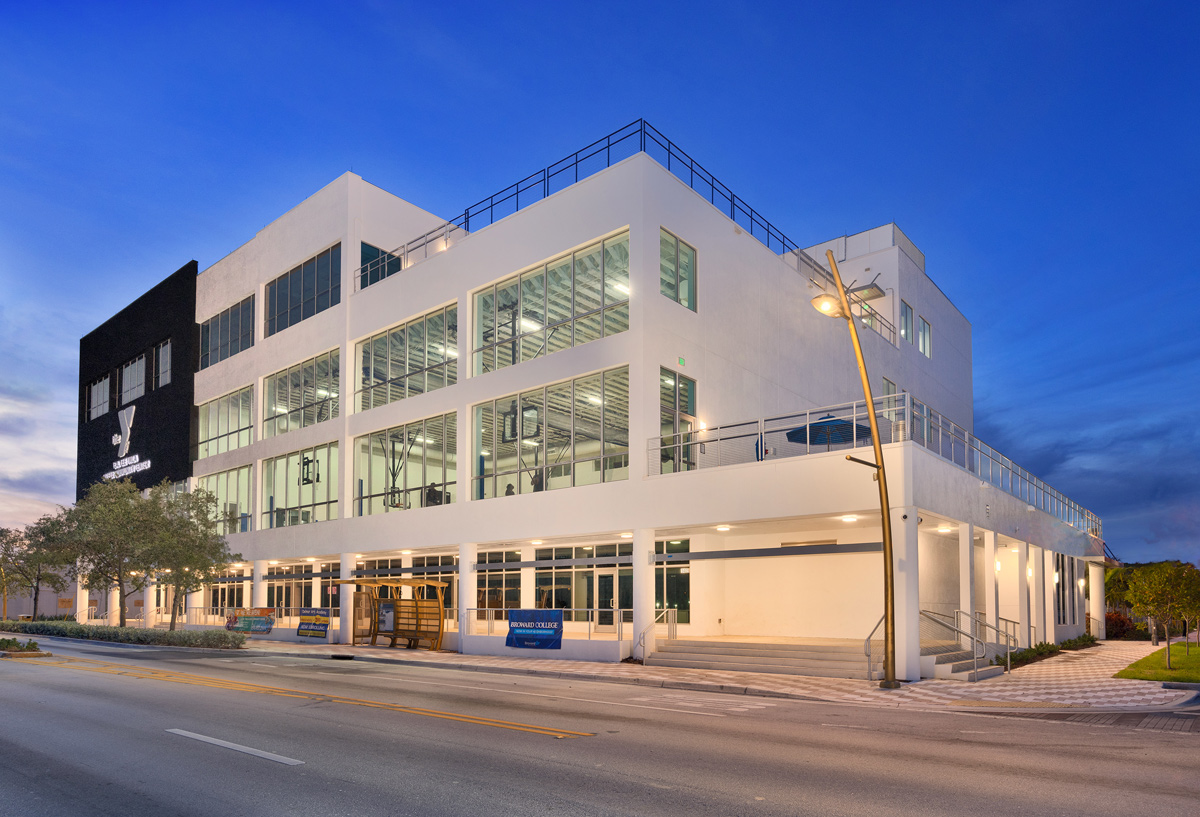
1,1 -> 1196,564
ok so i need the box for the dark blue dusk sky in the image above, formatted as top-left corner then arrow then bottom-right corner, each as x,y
1,1 -> 1196,564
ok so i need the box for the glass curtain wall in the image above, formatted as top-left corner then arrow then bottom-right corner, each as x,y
476,550 -> 521,620
196,386 -> 253,459
412,554 -> 457,613
659,228 -> 696,310
265,244 -> 341,338
473,366 -> 629,499
262,442 -> 338,528
200,296 -> 254,370
354,412 -> 457,515
655,540 -> 691,623
473,232 -> 629,375
263,349 -> 340,438
355,304 -> 458,412
196,465 -> 252,535
534,543 -> 631,622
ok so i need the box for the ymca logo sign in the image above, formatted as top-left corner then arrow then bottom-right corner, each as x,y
104,406 -> 151,480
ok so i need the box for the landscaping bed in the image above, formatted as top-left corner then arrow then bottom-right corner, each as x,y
0,619 -> 246,649
1115,644 -> 1200,683
0,636 -> 51,658
996,634 -> 1099,670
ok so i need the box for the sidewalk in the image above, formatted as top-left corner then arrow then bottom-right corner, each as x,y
240,638 -> 1196,712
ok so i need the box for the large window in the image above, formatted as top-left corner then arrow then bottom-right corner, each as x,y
534,543 -> 631,622
477,550 -> 522,617
659,367 -> 696,474
88,375 -> 110,421
196,386 -> 253,459
656,539 -> 691,624
659,228 -> 696,311
354,412 -> 458,516
412,554 -> 458,612
196,465 -> 252,535
262,441 -> 338,528
473,366 -> 629,499
918,317 -> 932,358
899,301 -> 914,345
154,340 -> 172,388
473,232 -> 629,375
359,242 -> 403,290
200,296 -> 254,370
120,355 -> 145,405
263,349 -> 340,439
264,562 -> 340,612
265,244 -> 341,338
356,304 -> 458,412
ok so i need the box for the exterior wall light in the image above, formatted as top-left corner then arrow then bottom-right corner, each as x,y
937,525 -> 952,533
1027,566 -> 1033,579
995,560 -> 1002,572
1053,571 -> 1060,584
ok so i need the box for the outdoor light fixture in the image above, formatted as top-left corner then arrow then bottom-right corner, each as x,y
530,540 -> 543,546
268,560 -> 279,565
1054,571 -> 1060,584
1027,566 -> 1034,579
937,525 -> 952,533
620,532 -> 632,539
401,550 -> 413,555
715,525 -> 731,532
810,250 -> 899,690
995,560 -> 1002,572
305,557 -> 316,562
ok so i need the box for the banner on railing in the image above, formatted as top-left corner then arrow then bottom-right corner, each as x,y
225,607 -> 275,634
297,607 -> 330,638
505,609 -> 563,649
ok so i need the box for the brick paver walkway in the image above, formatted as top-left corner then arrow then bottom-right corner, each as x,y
239,638 -> 1195,711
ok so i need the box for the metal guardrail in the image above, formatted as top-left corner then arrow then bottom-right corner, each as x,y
638,608 -> 679,654
920,609 -> 984,677
648,392 -> 1102,538
461,607 -> 631,640
863,613 -> 885,681
957,611 -> 1017,672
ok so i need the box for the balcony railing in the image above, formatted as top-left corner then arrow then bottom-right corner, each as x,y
648,392 -> 1102,538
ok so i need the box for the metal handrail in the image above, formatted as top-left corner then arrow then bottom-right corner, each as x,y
863,613 -> 885,680
920,609 -> 982,678
958,611 -> 1017,672
637,608 -> 678,655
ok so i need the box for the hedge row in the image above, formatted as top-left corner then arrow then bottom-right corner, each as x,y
0,619 -> 246,649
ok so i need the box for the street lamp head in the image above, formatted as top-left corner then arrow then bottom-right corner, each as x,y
810,291 -> 847,318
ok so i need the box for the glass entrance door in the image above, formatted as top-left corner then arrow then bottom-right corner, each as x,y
595,569 -> 617,631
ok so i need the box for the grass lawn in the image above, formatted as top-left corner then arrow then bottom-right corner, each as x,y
1115,641 -> 1200,682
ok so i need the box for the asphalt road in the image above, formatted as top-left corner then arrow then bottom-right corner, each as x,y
2,639 -> 1198,817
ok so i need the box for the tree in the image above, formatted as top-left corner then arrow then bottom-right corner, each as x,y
1105,566 -> 1132,615
62,479 -> 160,628
146,484 -> 242,630
1176,565 -> 1200,657
0,519 -> 72,620
1127,561 -> 1194,670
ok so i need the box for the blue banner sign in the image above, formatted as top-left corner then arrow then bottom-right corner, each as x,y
505,609 -> 563,649
297,607 -> 330,638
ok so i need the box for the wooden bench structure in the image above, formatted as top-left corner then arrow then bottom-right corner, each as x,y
337,578 -> 448,651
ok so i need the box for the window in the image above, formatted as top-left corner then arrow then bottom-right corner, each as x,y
411,554 -> 458,612
200,296 -> 254,370
473,232 -> 629,375
262,441 -> 338,528
478,550 -> 522,618
265,244 -> 341,338
263,349 -> 340,438
659,367 -> 697,473
196,464 -> 252,535
154,340 -> 172,388
207,567 -> 245,611
900,301 -> 914,345
359,242 -> 403,290
354,412 -> 457,515
659,228 -> 696,310
356,304 -> 458,412
88,375 -> 110,421
655,539 -> 691,624
534,543 -> 632,622
918,317 -> 932,358
120,355 -> 145,405
473,365 -> 629,499
196,386 -> 253,459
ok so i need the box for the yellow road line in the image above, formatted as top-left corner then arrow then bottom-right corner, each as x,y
17,656 -> 594,738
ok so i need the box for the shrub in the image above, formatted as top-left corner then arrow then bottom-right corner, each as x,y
0,637 -> 39,652
0,619 -> 246,649
1106,611 -> 1136,640
1060,633 -> 1098,650
997,641 -> 1061,668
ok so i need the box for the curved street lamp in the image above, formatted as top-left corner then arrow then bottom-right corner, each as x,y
810,250 -> 900,690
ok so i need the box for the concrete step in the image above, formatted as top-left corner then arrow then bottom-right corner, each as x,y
949,664 -> 1005,682
645,654 -> 882,681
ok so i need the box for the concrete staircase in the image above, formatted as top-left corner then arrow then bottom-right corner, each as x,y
645,638 -> 883,681
919,643 -> 1005,682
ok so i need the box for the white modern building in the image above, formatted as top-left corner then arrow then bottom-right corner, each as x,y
75,121 -> 1107,681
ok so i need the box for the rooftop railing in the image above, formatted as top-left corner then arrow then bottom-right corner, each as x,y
648,392 -> 1102,538
351,120 -> 897,343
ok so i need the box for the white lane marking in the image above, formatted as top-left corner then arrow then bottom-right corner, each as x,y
821,723 -> 868,729
632,694 -> 778,713
167,729 -> 304,765
315,672 -> 727,717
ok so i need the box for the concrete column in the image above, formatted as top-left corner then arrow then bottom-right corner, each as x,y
631,529 -> 656,660
983,530 -> 998,631
187,589 -> 203,626
1044,549 -> 1057,644
458,542 -> 478,646
893,507 -> 921,682
1031,545 -> 1046,645
1088,562 -> 1106,639
74,573 -> 88,623
400,554 -> 413,600
338,552 -> 356,645
241,566 -> 252,609
252,560 -> 267,608
310,571 -> 322,609
142,581 -> 156,629
1016,542 -> 1030,648
107,586 -> 120,626
520,547 -> 536,610
958,523 -> 975,625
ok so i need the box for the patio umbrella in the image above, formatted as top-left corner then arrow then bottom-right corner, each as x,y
786,414 -> 872,450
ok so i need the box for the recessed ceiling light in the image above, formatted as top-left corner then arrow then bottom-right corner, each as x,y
669,540 -> 681,545
716,525 -> 731,532
937,526 -> 951,533
841,515 -> 858,523
620,532 -> 632,539
531,540 -> 543,545
268,560 -> 279,565
1011,547 -> 1019,553
400,550 -> 413,555
355,554 -> 363,558
304,557 -> 316,562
